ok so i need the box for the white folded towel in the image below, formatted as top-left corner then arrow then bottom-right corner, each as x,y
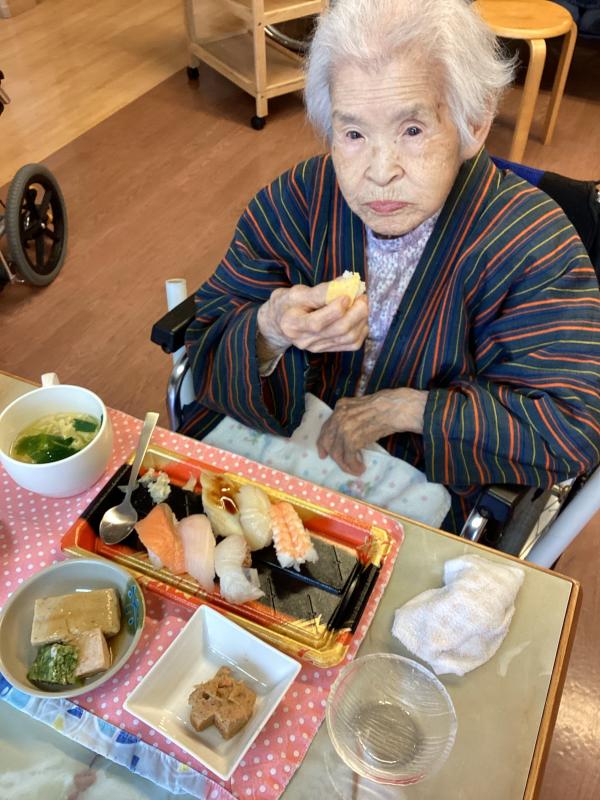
391,554 -> 525,676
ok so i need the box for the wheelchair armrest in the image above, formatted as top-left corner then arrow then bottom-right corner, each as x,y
472,485 -> 523,525
150,295 -> 196,354
461,484 -> 523,543
461,482 -> 560,557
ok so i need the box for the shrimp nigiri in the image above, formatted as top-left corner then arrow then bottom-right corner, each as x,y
237,484 -> 273,551
135,503 -> 186,574
201,470 -> 245,538
270,502 -> 318,572
214,535 -> 264,604
177,514 -> 216,592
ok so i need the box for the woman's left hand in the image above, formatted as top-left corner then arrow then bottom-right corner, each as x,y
316,388 -> 429,475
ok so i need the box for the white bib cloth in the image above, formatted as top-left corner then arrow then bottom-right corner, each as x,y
203,393 -> 451,529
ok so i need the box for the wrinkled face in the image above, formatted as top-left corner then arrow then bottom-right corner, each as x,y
330,54 -> 479,237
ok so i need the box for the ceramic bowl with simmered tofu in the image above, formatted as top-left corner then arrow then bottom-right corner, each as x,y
0,558 -> 145,698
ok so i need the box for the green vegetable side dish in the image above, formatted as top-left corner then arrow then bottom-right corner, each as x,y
10,412 -> 100,464
27,642 -> 81,688
13,433 -> 79,463
72,418 -> 98,432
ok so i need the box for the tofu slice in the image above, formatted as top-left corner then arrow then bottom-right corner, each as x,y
31,588 -> 121,646
29,616 -> 70,646
69,628 -> 112,678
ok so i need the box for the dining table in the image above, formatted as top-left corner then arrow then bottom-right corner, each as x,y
0,369 -> 581,800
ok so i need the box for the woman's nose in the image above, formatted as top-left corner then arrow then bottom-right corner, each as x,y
366,144 -> 404,185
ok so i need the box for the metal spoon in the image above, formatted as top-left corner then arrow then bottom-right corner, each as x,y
99,411 -> 160,545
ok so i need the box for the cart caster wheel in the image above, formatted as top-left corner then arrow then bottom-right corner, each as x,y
251,115 -> 266,130
186,66 -> 199,80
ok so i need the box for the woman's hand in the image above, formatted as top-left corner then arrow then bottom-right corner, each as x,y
256,283 -> 369,360
317,388 -> 429,474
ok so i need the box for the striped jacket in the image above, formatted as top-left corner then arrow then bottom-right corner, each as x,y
182,149 -> 600,532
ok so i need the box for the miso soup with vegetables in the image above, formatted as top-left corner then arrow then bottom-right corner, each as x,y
10,412 -> 101,464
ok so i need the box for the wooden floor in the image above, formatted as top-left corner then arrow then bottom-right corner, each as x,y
0,0 -> 187,187
1,2 -> 600,797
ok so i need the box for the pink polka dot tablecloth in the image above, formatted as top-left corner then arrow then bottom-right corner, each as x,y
0,408 -> 403,800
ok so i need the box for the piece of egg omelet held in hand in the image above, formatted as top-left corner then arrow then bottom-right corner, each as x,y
325,270 -> 366,305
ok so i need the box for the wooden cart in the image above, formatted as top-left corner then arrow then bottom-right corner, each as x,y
184,0 -> 328,129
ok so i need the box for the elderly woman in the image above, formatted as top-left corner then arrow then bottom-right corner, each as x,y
181,0 -> 600,532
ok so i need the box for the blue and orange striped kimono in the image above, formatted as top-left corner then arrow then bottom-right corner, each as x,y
182,149 -> 600,532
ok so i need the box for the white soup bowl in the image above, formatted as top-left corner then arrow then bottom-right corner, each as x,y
0,377 -> 113,497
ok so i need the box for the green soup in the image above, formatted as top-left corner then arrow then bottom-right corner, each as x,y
10,411 -> 101,464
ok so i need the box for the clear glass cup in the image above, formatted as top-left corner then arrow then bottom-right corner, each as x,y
326,653 -> 457,787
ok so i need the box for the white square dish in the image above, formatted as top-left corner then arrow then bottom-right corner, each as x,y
123,604 -> 301,780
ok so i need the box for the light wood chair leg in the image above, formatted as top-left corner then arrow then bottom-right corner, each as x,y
543,21 -> 578,145
255,95 -> 268,119
253,19 -> 268,120
509,37 -> 546,163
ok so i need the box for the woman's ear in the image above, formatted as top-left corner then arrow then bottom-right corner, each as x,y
462,113 -> 493,160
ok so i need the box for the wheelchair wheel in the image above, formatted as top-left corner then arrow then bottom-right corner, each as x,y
4,163 -> 68,286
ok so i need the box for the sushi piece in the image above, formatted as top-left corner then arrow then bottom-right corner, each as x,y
201,470 -> 245,538
135,503 -> 186,575
177,513 -> 216,592
237,484 -> 273,551
270,501 -> 318,572
214,535 -> 264,605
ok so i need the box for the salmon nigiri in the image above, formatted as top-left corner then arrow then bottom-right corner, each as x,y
135,503 -> 186,574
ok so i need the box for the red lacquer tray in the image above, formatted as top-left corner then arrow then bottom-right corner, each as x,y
61,444 -> 402,666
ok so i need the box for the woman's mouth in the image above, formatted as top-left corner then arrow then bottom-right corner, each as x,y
366,201 -> 408,214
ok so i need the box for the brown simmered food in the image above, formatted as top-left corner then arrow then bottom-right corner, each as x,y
31,588 -> 120,646
188,666 -> 256,740
27,589 -> 119,686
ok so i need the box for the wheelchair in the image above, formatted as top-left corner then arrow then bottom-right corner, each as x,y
0,71 -> 68,290
151,158 -> 600,568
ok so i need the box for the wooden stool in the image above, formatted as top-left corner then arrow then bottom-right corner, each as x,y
474,0 -> 578,162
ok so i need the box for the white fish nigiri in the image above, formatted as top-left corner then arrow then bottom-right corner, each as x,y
214,535 -> 264,604
177,514 -> 216,592
237,484 -> 273,551
201,470 -> 245,538
270,501 -> 318,572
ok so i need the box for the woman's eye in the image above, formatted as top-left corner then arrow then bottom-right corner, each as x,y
346,130 -> 363,141
405,126 -> 422,137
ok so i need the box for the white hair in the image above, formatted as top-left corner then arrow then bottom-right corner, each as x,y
305,0 -> 515,148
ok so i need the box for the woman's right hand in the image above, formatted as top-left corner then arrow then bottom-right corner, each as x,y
256,283 -> 369,359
